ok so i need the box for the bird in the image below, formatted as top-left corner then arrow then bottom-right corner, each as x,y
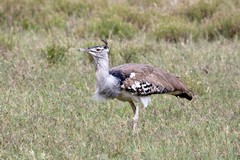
78,40 -> 193,133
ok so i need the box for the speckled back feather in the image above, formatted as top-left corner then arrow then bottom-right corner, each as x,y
110,63 -> 193,100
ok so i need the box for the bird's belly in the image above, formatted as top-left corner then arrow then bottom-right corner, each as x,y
116,90 -> 140,103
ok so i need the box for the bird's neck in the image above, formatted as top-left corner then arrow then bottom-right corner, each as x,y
94,57 -> 110,82
93,56 -> 120,100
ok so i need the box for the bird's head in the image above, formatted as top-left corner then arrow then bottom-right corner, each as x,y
78,40 -> 110,59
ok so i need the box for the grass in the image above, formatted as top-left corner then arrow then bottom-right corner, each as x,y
152,16 -> 197,42
42,44 -> 69,65
86,17 -> 137,39
180,0 -> 220,22
0,0 -> 240,159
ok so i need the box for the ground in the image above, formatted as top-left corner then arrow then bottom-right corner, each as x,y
0,0 -> 239,159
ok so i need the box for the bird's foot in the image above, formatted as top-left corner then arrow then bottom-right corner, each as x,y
132,119 -> 138,135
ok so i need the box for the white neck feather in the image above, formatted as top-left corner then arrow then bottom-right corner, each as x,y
93,56 -> 120,100
94,56 -> 110,82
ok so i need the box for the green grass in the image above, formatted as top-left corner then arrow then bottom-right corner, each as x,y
42,44 -> 69,65
180,0 -> 220,22
0,0 -> 240,159
152,16 -> 197,42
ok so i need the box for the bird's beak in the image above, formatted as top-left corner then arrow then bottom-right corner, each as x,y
78,48 -> 89,53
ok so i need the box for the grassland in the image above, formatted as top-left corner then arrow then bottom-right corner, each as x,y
0,0 -> 239,159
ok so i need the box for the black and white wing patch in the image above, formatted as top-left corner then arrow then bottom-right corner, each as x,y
110,65 -> 172,96
110,63 -> 193,100
120,74 -> 170,96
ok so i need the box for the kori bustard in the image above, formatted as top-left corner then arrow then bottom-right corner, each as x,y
79,40 -> 193,132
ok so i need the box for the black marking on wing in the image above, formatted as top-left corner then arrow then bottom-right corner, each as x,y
123,80 -> 170,96
109,70 -> 130,85
109,63 -> 193,100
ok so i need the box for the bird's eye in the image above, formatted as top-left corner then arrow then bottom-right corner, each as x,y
96,48 -> 101,52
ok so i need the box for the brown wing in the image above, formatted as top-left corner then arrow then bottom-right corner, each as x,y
110,63 -> 193,100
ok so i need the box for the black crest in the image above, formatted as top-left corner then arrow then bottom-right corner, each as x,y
101,39 -> 108,46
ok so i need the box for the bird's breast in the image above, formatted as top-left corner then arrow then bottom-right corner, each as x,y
95,75 -> 121,100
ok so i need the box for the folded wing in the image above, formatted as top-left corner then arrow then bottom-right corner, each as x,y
110,63 -> 193,100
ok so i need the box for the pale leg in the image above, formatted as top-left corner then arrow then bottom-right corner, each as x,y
130,101 -> 139,134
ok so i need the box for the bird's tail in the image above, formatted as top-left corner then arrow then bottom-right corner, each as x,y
175,90 -> 193,101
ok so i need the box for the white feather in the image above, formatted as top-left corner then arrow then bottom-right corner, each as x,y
130,72 -> 136,78
135,81 -> 141,88
140,96 -> 151,108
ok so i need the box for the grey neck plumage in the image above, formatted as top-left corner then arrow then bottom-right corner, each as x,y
93,56 -> 120,100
